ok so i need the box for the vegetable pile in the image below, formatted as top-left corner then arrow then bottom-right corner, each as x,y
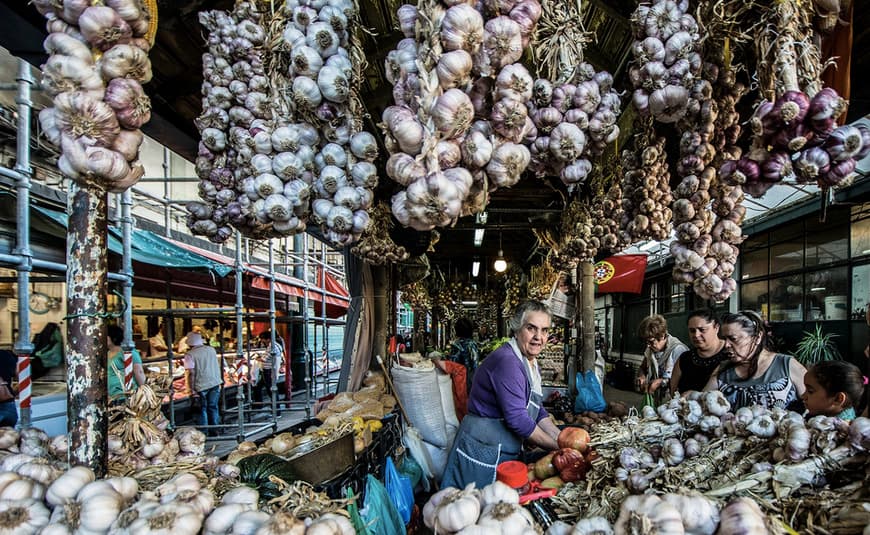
544,392 -> 870,533
34,0 -> 154,193
0,423 -> 356,534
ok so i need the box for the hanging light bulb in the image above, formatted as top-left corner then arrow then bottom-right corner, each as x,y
493,230 -> 507,273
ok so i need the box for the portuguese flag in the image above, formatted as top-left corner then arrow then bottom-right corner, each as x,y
594,255 -> 648,294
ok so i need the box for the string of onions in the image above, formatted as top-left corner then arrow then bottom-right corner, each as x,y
526,62 -> 622,192
619,133 -> 673,243
628,0 -> 702,124
191,2 -> 291,242
385,0 -> 542,231
279,0 -> 377,246
35,0 -> 152,193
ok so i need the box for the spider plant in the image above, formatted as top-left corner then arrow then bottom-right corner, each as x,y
793,324 -> 842,365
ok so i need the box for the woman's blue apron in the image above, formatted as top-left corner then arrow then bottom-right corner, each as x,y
441,347 -> 543,489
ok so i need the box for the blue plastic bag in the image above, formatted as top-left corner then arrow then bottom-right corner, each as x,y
574,370 -> 606,413
385,456 -> 414,524
361,474 -> 405,535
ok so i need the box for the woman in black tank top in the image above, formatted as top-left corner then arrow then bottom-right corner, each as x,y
670,310 -> 727,395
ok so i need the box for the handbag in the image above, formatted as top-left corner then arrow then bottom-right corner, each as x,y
0,376 -> 16,403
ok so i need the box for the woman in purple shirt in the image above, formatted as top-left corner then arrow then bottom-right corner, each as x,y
441,300 -> 561,489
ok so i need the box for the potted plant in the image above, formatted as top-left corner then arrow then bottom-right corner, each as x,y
793,324 -> 842,365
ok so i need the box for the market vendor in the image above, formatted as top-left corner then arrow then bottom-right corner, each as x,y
704,310 -> 806,411
670,310 -> 729,395
149,323 -> 169,358
636,315 -> 688,404
441,300 -> 560,489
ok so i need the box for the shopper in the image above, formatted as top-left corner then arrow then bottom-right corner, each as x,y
255,331 -> 284,403
448,317 -> 480,392
184,331 -> 223,433
636,315 -> 688,404
0,349 -> 17,427
107,325 -> 146,403
704,310 -> 807,411
670,310 -> 729,395
32,322 -> 64,379
802,360 -> 867,420
441,300 -> 561,489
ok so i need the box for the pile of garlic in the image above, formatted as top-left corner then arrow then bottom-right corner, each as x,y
628,0 -> 701,124
34,0 -> 153,194
588,183 -> 627,257
619,135 -> 673,243
384,0 -> 542,230
526,64 -> 622,190
350,202 -> 410,265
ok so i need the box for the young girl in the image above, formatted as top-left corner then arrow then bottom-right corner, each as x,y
802,360 -> 868,420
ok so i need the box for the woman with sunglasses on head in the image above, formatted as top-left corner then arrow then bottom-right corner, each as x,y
670,310 -> 729,395
636,315 -> 689,404
704,310 -> 807,411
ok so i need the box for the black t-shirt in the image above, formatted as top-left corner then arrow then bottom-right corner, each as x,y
676,347 -> 728,393
0,350 -> 16,385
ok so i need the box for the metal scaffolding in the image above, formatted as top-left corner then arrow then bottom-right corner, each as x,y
0,57 -> 349,446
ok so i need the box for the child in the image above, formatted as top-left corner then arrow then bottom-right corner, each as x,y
802,360 -> 868,420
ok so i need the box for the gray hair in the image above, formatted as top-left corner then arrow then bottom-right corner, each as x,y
508,300 -> 552,335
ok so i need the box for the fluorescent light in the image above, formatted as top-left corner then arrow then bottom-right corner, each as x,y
810,287 -> 826,292
472,261 -> 480,277
476,212 -> 488,225
461,301 -> 478,306
473,228 -> 485,247
639,241 -> 659,251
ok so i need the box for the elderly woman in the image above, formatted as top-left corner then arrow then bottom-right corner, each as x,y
670,309 -> 729,395
636,314 -> 688,404
441,300 -> 560,489
704,310 -> 807,411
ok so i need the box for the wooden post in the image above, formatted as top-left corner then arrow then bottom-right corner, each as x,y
66,181 -> 109,476
581,262 -> 595,373
372,265 -> 388,365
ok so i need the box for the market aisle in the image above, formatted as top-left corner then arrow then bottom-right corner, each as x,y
603,384 -> 644,409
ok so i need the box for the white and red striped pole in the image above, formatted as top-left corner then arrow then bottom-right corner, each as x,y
123,350 -> 133,392
16,353 -> 31,412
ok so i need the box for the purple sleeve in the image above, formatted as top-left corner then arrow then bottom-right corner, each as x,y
536,405 -> 549,423
491,357 -> 539,439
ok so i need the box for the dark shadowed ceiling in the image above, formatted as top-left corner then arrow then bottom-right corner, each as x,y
0,0 -> 867,281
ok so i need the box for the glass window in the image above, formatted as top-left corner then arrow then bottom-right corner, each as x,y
804,267 -> 848,320
740,280 -> 768,318
740,234 -> 768,280
770,229 -> 803,274
806,211 -> 848,267
670,282 -> 685,313
852,264 -> 870,321
852,204 -> 870,257
769,275 -> 803,321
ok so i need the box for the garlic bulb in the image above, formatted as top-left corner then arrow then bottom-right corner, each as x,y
0,499 -> 51,535
715,498 -> 768,535
615,495 -> 684,535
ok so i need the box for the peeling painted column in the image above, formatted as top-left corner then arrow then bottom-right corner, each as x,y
581,262 -> 596,374
66,181 -> 109,475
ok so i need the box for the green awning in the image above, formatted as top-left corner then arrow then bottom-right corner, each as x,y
26,201 -> 232,277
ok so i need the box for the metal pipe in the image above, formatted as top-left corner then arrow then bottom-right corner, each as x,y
235,231 -> 245,441
302,234 -> 310,417
66,180 -> 109,476
162,147 -> 171,238
13,58 -> 35,428
121,190 -> 134,390
320,243 -> 328,397
132,307 -> 237,315
267,241 -> 278,424
0,254 -> 128,282
164,276 -> 176,429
